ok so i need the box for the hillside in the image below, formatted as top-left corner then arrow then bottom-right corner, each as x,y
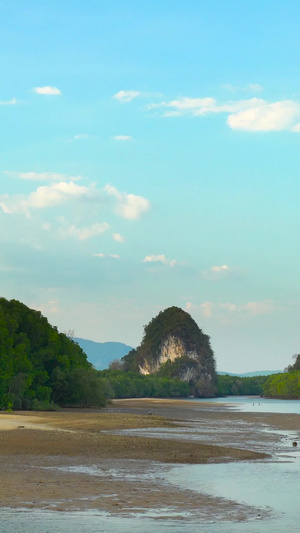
122,306 -> 217,397
263,355 -> 300,398
74,338 -> 133,370
0,298 -> 106,409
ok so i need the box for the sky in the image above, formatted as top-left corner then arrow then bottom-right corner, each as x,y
1,1 -> 300,373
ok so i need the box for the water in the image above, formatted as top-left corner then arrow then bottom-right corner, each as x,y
1,396 -> 300,532
167,459 -> 300,532
165,396 -> 300,531
192,395 -> 300,414
0,509 -> 194,533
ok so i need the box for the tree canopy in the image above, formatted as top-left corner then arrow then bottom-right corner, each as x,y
0,298 -> 106,409
263,354 -> 300,398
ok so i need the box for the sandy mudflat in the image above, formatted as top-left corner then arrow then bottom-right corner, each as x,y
0,398 -> 299,521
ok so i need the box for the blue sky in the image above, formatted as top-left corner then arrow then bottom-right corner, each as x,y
1,1 -> 300,372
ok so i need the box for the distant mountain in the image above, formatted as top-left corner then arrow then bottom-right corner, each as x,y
218,370 -> 282,377
73,338 -> 133,370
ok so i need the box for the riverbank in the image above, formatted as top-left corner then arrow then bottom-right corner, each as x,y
0,398 -> 298,520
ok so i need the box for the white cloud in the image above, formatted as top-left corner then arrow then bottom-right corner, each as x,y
33,86 -> 62,95
211,264 -> 230,273
227,100 -> 300,131
65,134 -> 93,144
247,83 -> 263,93
0,98 -> 17,105
185,301 -> 193,312
93,253 -> 120,259
219,299 -> 275,316
67,222 -> 109,240
200,301 -> 214,318
112,233 -> 125,243
113,90 -> 140,102
221,84 -> 237,93
1,177 -> 150,227
219,303 -> 238,312
42,222 -> 51,231
147,96 -> 219,116
74,134 -> 90,140
104,185 -> 150,219
0,181 -> 96,215
112,135 -> 133,141
113,90 -> 141,102
148,96 -> 262,117
239,300 -> 275,316
4,171 -> 82,182
147,94 -> 300,132
32,299 -> 60,316
189,299 -> 275,321
142,254 -> 176,267
222,83 -> 263,93
148,96 -> 265,118
202,264 -> 232,280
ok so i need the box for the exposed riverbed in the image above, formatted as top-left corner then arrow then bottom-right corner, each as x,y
0,397 -> 299,532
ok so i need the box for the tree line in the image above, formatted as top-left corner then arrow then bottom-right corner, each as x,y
2,297 -> 299,409
263,354 -> 300,398
217,374 -> 269,396
0,299 -> 189,410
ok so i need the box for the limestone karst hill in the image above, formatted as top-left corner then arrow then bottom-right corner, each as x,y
121,306 -> 217,397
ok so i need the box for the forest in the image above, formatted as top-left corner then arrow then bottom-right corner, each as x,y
0,298 -> 106,410
263,355 -> 300,398
99,370 -> 269,398
217,374 -> 269,396
98,369 -> 189,399
0,298 -> 190,409
1,297 -> 299,410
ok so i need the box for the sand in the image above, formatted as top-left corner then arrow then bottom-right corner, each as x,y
0,398 -> 299,521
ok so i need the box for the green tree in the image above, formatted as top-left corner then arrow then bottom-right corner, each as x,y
0,298 -> 106,410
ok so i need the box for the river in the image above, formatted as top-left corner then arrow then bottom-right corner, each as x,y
1,396 -> 299,532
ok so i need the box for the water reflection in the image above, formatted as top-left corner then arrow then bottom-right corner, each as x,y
193,395 -> 300,414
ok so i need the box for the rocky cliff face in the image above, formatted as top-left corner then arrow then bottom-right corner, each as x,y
139,335 -> 199,375
122,306 -> 217,397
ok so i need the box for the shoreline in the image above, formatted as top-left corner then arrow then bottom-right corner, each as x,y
0,398 -> 299,520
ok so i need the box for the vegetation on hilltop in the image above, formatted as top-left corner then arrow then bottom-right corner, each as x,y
121,306 -> 217,397
0,298 -> 106,410
122,306 -> 215,371
142,306 -> 213,356
263,355 -> 300,398
286,353 -> 300,372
